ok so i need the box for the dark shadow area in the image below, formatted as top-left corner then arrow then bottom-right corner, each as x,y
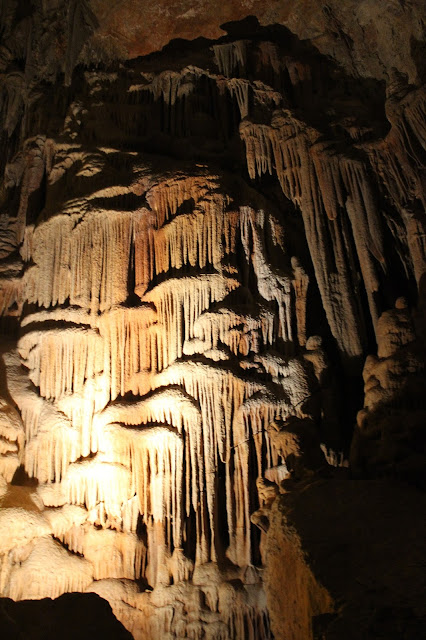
268,474 -> 426,640
0,593 -> 134,640
11,465 -> 38,487
410,36 -> 426,84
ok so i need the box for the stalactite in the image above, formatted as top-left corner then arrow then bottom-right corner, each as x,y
240,206 -> 293,343
60,526 -> 146,580
213,41 -> 248,78
155,361 -> 273,567
192,306 -> 275,356
97,388 -> 200,435
64,457 -> 134,526
145,175 -> 216,226
291,257 -> 308,347
15,136 -> 47,243
240,115 -> 374,364
227,604 -> 271,640
338,156 -> 384,328
367,88 -> 426,285
57,371 -> 109,433
0,399 -> 24,482
240,122 -> 274,180
70,212 -> 134,313
135,193 -> 228,293
142,275 -> 240,370
24,211 -> 134,312
135,176 -> 229,297
3,358 -> 43,443
0,221 -> 18,262
147,69 -> 198,106
23,216 -> 72,308
252,81 -> 282,111
19,328 -> 103,400
99,424 -> 184,563
3,348 -> 94,482
98,306 -> 156,399
228,78 -> 250,119
44,504 -> 88,538
24,418 -> 80,485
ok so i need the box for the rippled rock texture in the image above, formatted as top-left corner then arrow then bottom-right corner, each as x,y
0,3 -> 425,639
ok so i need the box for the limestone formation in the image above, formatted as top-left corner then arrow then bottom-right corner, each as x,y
0,3 -> 425,640
351,298 -> 426,483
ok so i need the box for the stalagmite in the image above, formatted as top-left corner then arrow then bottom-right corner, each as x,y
352,297 -> 426,479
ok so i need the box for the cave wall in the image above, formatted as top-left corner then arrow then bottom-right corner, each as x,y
0,2 -> 425,639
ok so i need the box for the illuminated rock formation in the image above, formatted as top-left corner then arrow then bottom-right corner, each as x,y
1,155 -> 301,637
0,4 -> 425,639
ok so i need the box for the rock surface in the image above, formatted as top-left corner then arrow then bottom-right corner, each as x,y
265,475 -> 426,640
1,1 -> 425,83
0,2 -> 425,639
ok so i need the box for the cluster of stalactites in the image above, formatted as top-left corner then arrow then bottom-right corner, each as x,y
126,61 -> 281,142
368,87 -> 426,285
240,206 -> 293,343
23,210 -> 134,313
191,306 -> 276,357
213,41 -> 248,78
135,175 -> 229,296
240,115 -> 388,365
86,565 -> 272,640
59,526 -> 146,581
152,360 -> 297,567
143,275 -> 240,370
12,168 -> 304,567
1,149 -> 313,640
18,328 -> 102,400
